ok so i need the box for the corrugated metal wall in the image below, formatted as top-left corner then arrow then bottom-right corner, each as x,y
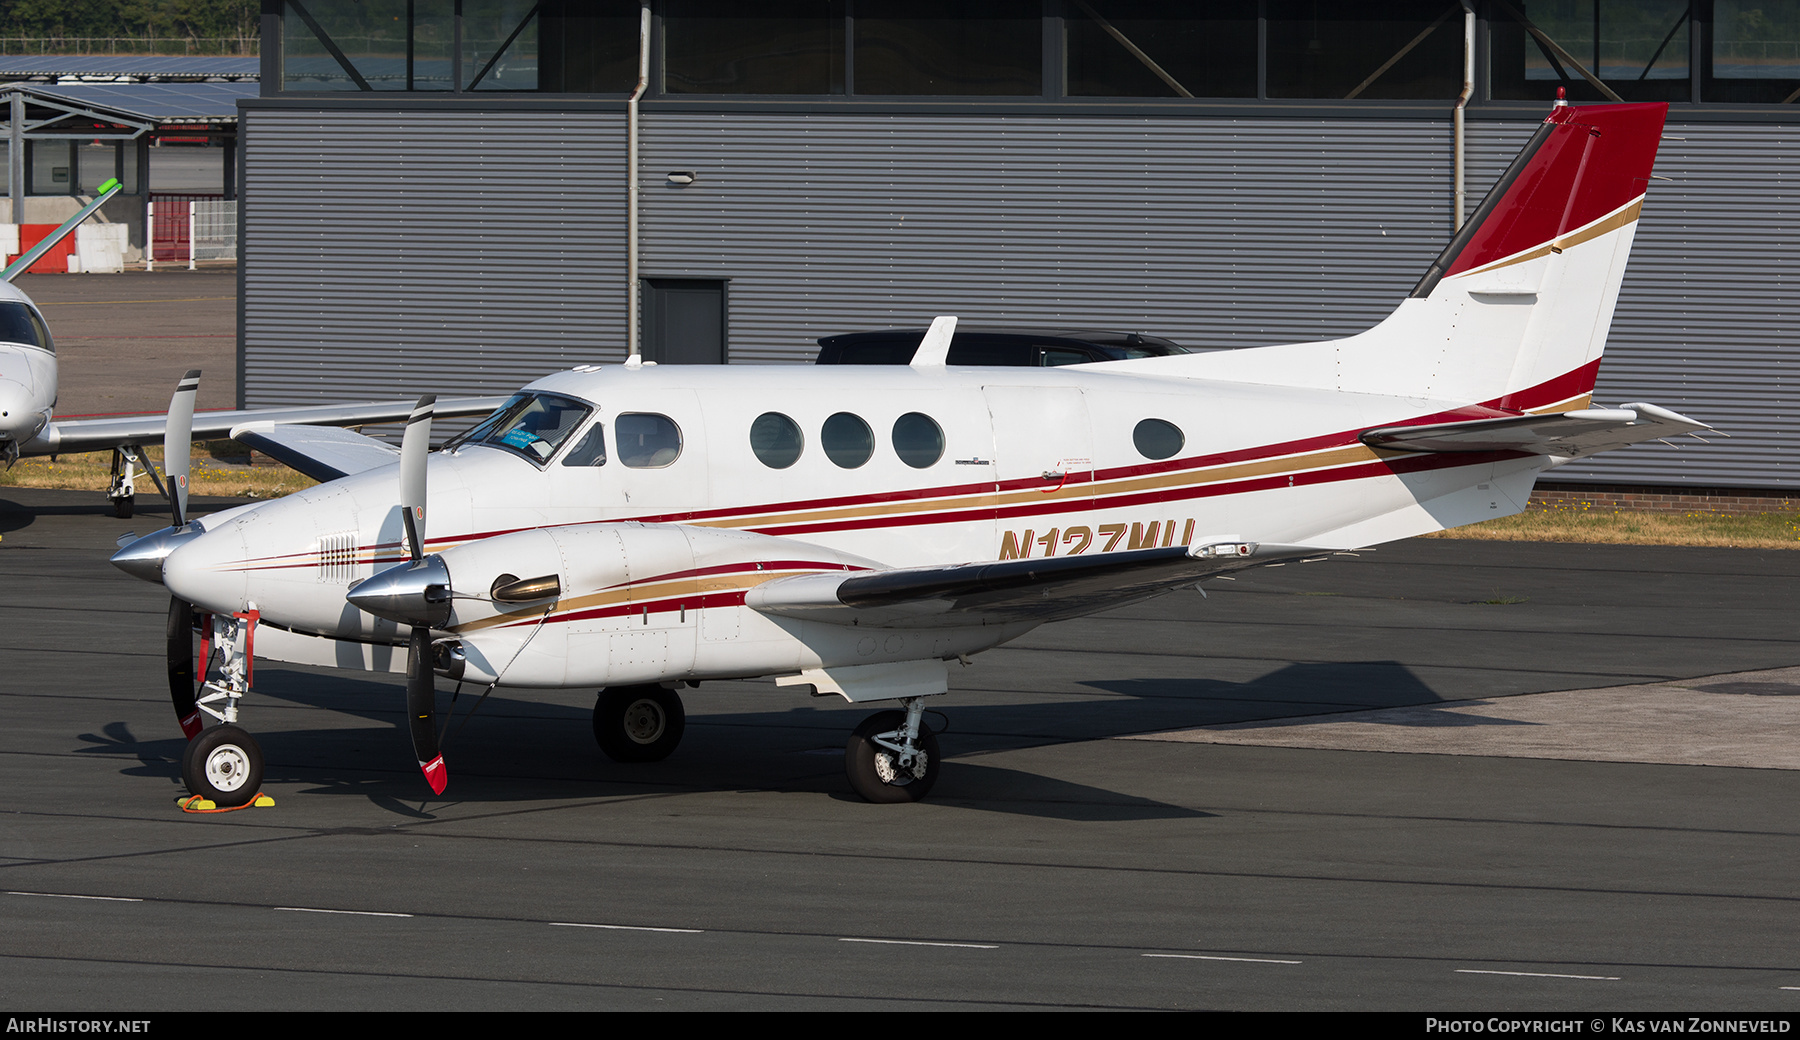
639,113 -> 1457,358
241,109 -> 629,407
242,106 -> 1799,488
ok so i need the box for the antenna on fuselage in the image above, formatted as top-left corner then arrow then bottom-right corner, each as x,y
909,315 -> 958,369
2,178 -> 123,282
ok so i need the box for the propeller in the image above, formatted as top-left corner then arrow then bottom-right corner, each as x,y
163,370 -> 203,739
397,395 -> 450,791
164,369 -> 198,527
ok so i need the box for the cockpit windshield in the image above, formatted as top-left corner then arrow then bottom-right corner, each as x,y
444,392 -> 592,465
0,302 -> 52,354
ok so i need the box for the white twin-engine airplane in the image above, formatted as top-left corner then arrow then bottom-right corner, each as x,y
113,99 -> 1708,807
0,183 -> 505,516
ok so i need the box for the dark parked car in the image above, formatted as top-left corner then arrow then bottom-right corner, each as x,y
815,327 -> 1198,367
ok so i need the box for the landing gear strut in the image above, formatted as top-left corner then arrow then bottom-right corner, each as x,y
177,611 -> 266,806
845,697 -> 939,803
107,447 -> 138,518
593,685 -> 686,763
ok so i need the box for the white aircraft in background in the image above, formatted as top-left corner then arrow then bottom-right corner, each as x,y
114,99 -> 1708,807
0,182 -> 504,517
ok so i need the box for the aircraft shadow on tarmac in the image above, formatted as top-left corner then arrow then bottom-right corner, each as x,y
70,656 -> 1543,820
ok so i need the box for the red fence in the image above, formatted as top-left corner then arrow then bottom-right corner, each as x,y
149,193 -> 224,263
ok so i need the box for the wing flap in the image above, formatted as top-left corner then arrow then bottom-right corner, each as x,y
1361,402 -> 1710,459
747,540 -> 1342,628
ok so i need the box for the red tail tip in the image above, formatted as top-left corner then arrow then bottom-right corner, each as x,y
420,755 -> 448,795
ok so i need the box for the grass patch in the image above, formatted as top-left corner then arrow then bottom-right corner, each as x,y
0,441 -> 317,500
1426,501 -> 1800,550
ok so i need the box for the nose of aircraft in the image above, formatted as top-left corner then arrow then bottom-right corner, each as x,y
109,525 -> 208,584
0,377 -> 34,444
158,519 -> 252,615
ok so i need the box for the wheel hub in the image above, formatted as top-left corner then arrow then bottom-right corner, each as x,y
205,745 -> 250,792
622,699 -> 666,744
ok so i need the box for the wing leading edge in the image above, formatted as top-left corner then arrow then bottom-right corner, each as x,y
24,396 -> 510,458
748,540 -> 1348,628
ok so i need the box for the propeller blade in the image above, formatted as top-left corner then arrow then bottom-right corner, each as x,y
166,597 -> 202,740
164,369 -> 199,527
406,626 -> 447,795
399,395 -> 435,563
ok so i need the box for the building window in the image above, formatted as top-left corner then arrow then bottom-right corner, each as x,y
281,0 -> 638,93
268,1 -> 1800,108
1706,0 -> 1800,103
1266,0 -> 1464,99
1065,1 -> 1257,98
665,1 -> 844,95
853,0 -> 1041,96
1490,0 -> 1694,103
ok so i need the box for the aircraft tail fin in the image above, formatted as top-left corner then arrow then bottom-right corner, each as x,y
1167,101 -> 1669,413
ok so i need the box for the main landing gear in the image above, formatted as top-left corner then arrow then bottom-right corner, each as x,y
844,698 -> 940,804
592,684 -> 686,763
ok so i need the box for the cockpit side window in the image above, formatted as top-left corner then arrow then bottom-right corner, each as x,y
561,422 -> 608,467
449,392 -> 592,466
0,302 -> 52,354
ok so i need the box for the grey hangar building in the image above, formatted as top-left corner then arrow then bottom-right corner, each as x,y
243,1 -> 1800,493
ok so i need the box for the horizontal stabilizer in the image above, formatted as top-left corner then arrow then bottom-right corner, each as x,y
1362,402 -> 1710,459
748,540 -> 1345,628
231,423 -> 400,482
25,395 -> 509,457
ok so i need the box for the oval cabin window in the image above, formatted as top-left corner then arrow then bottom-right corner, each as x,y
1133,418 -> 1184,460
616,413 -> 684,468
892,412 -> 944,469
822,412 -> 874,468
750,412 -> 804,469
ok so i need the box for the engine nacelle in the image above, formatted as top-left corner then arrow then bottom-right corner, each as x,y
432,522 -> 883,688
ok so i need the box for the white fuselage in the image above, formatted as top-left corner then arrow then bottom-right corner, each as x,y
0,280 -> 57,452
160,359 -> 1547,686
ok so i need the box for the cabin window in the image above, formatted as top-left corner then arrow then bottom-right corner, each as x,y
617,412 -> 684,468
1133,418 -> 1184,460
822,412 -> 874,468
750,411 -> 804,468
561,423 -> 608,467
892,412 -> 944,468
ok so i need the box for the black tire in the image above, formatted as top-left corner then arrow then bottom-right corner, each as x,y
593,685 -> 685,763
845,710 -> 940,804
180,724 -> 264,807
112,495 -> 133,519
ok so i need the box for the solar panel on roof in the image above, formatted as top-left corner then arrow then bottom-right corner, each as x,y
14,81 -> 253,123
0,55 -> 258,81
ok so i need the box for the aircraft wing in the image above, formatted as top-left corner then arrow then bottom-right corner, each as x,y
747,540 -> 1346,629
1361,402 -> 1711,459
229,422 -> 402,482
22,396 -> 509,458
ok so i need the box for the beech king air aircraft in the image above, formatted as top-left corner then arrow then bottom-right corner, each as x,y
113,99 -> 1709,806
0,181 -> 505,516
